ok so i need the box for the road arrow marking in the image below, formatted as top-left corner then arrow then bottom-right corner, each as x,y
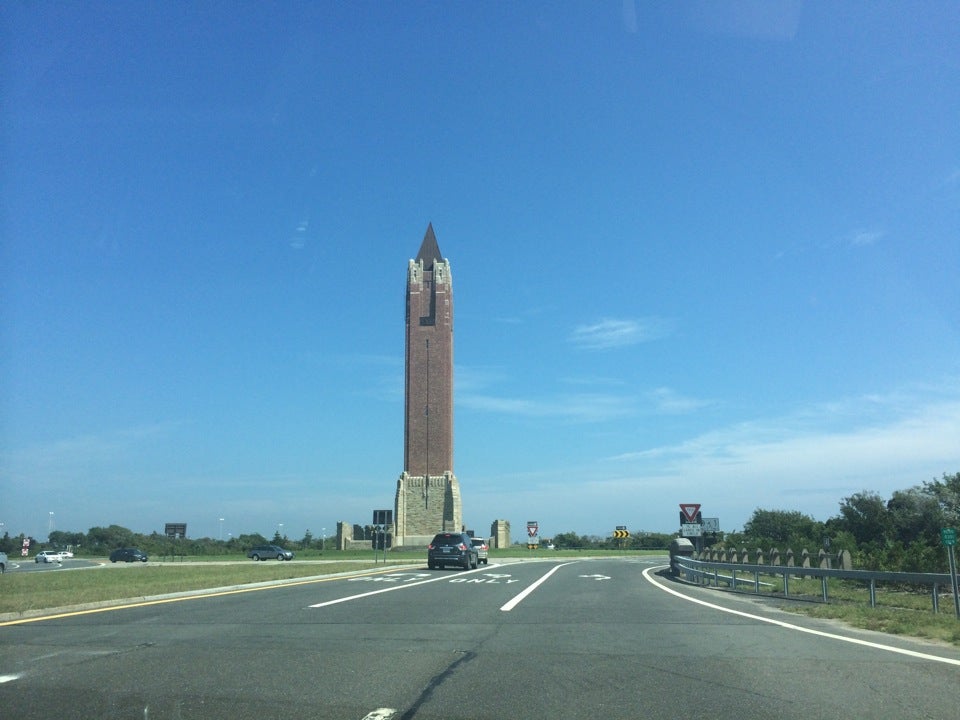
579,574 -> 611,580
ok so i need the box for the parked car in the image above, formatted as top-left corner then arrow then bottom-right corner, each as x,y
109,548 -> 148,563
35,550 -> 63,563
58,550 -> 74,558
427,532 -> 478,570
247,544 -> 294,561
0,552 -> 7,573
470,537 -> 489,565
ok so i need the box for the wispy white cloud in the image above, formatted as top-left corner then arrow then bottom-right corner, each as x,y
646,387 -> 713,415
570,317 -> 673,350
688,0 -> 803,41
848,229 -> 884,247
462,381 -> 960,534
598,387 -> 960,525
460,392 -> 634,423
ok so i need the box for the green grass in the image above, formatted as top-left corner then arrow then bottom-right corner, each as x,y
707,572 -> 960,647
0,560 -> 401,616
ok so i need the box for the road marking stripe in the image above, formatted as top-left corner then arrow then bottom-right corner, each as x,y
309,566 -> 490,608
642,565 -> 960,667
500,562 -> 578,612
0,674 -> 21,683
361,709 -> 397,719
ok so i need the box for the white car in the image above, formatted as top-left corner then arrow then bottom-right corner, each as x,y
35,551 -> 63,563
58,550 -> 74,558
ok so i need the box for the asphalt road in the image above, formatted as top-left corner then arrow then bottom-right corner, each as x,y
1,556 -> 959,719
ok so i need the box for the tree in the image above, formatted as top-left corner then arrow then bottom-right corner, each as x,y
742,509 -> 823,547
48,530 -> 86,550
886,487 -> 943,546
86,525 -> 137,553
922,472 -> 960,525
834,492 -> 891,545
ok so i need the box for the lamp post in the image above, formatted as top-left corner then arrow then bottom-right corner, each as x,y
322,527 -> 326,551
219,518 -> 224,541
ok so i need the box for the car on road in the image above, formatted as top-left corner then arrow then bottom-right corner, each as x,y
0,551 -> 7,573
247,544 -> 294,561
35,550 -> 63,563
470,537 -> 489,565
58,550 -> 74,558
109,548 -> 148,563
427,532 -> 478,570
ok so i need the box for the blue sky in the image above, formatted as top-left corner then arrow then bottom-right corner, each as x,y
2,1 -> 959,544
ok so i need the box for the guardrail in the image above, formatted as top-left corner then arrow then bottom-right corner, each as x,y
673,556 -> 960,618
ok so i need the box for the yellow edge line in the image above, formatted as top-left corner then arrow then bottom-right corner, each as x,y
0,566 -> 410,627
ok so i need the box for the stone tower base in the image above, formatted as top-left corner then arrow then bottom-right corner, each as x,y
393,471 -> 462,548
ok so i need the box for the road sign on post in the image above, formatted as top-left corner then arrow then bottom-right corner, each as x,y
942,528 -> 959,619
679,504 -> 701,523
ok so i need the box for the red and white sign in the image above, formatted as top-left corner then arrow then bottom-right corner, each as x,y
527,521 -> 539,537
679,504 -> 701,523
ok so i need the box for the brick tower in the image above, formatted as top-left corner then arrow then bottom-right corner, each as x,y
393,224 -> 462,547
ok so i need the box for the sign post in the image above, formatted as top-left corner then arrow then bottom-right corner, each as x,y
614,526 -> 630,549
679,504 -> 703,552
372,510 -> 393,565
527,521 -> 539,550
941,527 -> 959,619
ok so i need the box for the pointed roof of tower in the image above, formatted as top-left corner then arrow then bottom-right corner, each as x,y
416,223 -> 443,270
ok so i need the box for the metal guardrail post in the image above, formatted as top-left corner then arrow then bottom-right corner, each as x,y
869,579 -> 877,608
821,576 -> 829,603
933,583 -> 939,614
783,571 -> 790,598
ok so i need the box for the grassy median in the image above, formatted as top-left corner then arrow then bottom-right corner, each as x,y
0,560 -> 395,616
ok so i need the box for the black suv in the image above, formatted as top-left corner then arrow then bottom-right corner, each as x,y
109,548 -> 148,563
427,532 -> 478,570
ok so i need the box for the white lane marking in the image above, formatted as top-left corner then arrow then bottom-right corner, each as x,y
642,565 -> 960,667
361,709 -> 397,719
0,674 -> 21,683
500,562 -> 578,612
309,566 -> 491,608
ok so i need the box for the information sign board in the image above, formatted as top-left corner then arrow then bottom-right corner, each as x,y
701,517 -> 720,533
681,523 -> 702,537
942,527 -> 957,547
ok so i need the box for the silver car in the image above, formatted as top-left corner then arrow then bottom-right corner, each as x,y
247,544 -> 294,561
470,537 -> 489,565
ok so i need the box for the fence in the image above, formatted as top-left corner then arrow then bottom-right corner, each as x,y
674,553 -> 960,618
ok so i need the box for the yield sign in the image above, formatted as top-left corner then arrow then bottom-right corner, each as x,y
679,503 -> 701,523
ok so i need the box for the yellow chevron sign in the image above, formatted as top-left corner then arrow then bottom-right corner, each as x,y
613,529 -> 630,539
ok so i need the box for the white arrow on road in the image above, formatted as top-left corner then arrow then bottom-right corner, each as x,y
579,574 -> 611,581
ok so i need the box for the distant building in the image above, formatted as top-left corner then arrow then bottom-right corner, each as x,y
392,225 -> 462,546
491,520 -> 511,549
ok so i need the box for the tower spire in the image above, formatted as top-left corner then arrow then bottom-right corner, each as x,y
415,223 -> 442,270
